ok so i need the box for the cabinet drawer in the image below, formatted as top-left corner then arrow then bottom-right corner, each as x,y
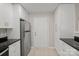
9,40 -> 20,56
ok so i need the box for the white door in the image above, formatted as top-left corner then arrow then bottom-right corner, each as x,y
33,16 -> 49,48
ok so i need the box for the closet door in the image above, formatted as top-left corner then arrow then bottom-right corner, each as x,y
33,16 -> 49,47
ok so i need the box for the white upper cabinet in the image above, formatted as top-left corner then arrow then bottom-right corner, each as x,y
54,4 -> 75,38
19,5 -> 29,21
0,4 -> 13,28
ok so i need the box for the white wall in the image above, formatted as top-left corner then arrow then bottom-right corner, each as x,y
30,12 -> 54,47
0,29 -> 7,38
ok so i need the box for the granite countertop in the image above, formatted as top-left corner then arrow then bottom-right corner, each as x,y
0,39 -> 20,52
60,38 -> 79,51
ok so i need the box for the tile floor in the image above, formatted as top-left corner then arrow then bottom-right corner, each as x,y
28,47 -> 59,56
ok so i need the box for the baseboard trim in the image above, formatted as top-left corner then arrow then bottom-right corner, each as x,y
31,47 -> 56,49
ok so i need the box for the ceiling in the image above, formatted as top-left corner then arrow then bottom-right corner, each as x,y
21,3 -> 58,13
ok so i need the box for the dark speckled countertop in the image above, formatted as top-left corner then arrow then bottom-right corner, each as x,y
60,38 -> 79,51
0,39 -> 20,52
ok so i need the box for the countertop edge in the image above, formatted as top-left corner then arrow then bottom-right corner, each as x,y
0,39 -> 20,53
8,39 -> 20,46
0,39 -> 20,48
60,38 -> 79,51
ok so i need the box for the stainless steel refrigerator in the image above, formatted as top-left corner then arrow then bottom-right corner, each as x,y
20,18 -> 31,56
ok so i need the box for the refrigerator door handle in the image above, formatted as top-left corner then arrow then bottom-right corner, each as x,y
24,31 -> 30,38
24,31 -> 30,32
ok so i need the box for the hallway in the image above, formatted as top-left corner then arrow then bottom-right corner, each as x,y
28,48 -> 58,56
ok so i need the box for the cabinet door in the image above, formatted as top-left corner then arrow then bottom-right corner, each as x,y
0,4 -> 13,28
0,4 -> 5,28
61,40 -> 78,56
4,4 -> 13,28
9,40 -> 20,56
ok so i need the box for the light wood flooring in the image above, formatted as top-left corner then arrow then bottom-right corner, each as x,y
28,47 -> 59,56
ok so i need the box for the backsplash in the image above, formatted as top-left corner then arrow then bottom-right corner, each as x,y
0,29 -> 7,38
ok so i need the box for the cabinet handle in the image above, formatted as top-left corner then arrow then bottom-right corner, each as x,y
35,32 -> 36,36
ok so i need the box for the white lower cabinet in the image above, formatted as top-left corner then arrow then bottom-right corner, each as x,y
56,40 -> 79,56
9,40 -> 20,56
61,41 -> 77,56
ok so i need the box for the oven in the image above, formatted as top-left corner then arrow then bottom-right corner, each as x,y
0,47 -> 9,56
0,36 -> 9,56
